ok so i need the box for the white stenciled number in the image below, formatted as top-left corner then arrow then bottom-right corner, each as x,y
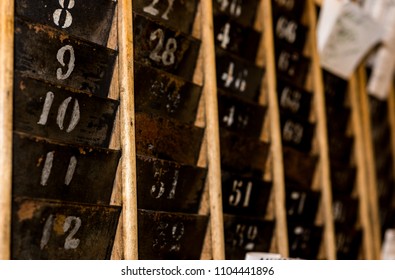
218,0 -> 242,17
288,191 -> 306,215
153,222 -> 184,252
280,87 -> 301,112
57,45 -> 75,80
229,180 -> 253,208
37,92 -> 80,133
283,120 -> 303,144
53,0 -> 75,28
217,23 -> 231,49
150,166 -> 179,200
40,214 -> 82,250
276,16 -> 297,44
221,62 -> 248,92
40,152 -> 77,186
233,224 -> 258,250
149,29 -> 177,66
143,0 -> 175,20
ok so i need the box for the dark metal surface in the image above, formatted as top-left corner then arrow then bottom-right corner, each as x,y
13,132 -> 121,205
15,0 -> 116,46
133,0 -> 198,35
286,187 -> 320,225
332,196 -> 358,226
273,15 -> 308,53
328,133 -> 353,164
223,214 -> 274,260
137,210 -> 208,260
218,90 -> 266,138
133,13 -> 200,82
14,74 -> 118,148
215,47 -> 265,102
288,223 -> 322,260
335,226 -> 362,260
213,14 -> 261,62
136,155 -> 207,213
212,0 -> 260,28
220,128 -> 270,174
280,113 -> 315,153
221,172 -> 272,217
14,18 -> 117,98
330,163 -> 356,195
134,62 -> 202,124
135,113 -> 204,166
272,0 -> 306,21
12,197 -> 121,260
323,69 -> 348,107
326,106 -> 350,136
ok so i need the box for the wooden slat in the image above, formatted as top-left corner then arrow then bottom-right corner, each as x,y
357,66 -> 382,259
0,0 -> 14,260
306,0 -> 336,260
200,0 -> 225,260
261,0 -> 289,257
118,0 -> 139,260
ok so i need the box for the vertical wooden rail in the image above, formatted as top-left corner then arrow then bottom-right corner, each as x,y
261,0 -> 289,258
118,0 -> 139,260
357,66 -> 382,259
200,0 -> 225,260
306,0 -> 336,260
0,0 -> 14,260
349,74 -> 374,259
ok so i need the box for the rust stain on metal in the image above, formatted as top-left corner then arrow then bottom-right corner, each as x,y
17,200 -> 38,222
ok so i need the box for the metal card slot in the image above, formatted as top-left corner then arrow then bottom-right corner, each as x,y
15,0 -> 116,46
133,0 -> 198,35
212,0 -> 260,28
14,75 -> 118,148
135,113 -> 204,166
323,69 -> 348,106
14,18 -> 117,98
330,163 -> 356,196
332,196 -> 359,226
377,172 -> 394,207
134,62 -> 202,124
11,197 -> 121,260
283,146 -> 318,190
218,90 -> 266,138
371,121 -> 391,145
326,106 -> 351,136
286,187 -> 320,225
13,132 -> 121,205
369,95 -> 388,124
328,133 -> 353,164
137,210 -> 208,260
223,215 -> 274,260
136,155 -> 207,213
133,12 -> 201,82
273,15 -> 308,53
335,226 -> 362,260
288,223 -> 322,260
213,14 -> 261,62
280,113 -> 315,153
271,0 -> 306,21
221,172 -> 272,217
277,78 -> 312,119
220,128 -> 270,174
215,47 -> 265,102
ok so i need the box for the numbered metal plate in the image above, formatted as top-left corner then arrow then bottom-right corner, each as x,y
138,210 -> 208,260
133,0 -> 198,35
13,132 -> 121,205
323,69 -> 348,107
328,133 -> 353,164
216,47 -> 265,102
15,0 -> 116,46
335,226 -> 362,260
283,146 -> 318,190
220,129 -> 270,174
12,197 -> 121,260
214,14 -> 261,62
134,62 -> 202,124
136,155 -> 207,213
223,215 -> 274,260
135,113 -> 204,166
133,13 -> 200,82
277,78 -> 312,120
288,223 -> 322,260
332,196 -> 358,226
221,172 -> 272,217
14,75 -> 119,148
273,15 -> 308,53
286,187 -> 320,225
330,163 -> 356,195
280,113 -> 315,153
14,18 -> 117,98
272,0 -> 306,21
218,90 -> 266,138
212,0 -> 260,28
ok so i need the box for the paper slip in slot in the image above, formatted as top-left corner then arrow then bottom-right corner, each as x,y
286,187 -> 320,225
134,62 -> 202,124
212,0 -> 260,28
223,215 -> 274,260
15,0 -> 116,46
136,155 -> 207,214
13,132 -> 121,205
133,13 -> 201,82
137,210 -> 208,260
14,18 -> 117,98
335,226 -> 362,260
221,171 -> 272,218
11,197 -> 121,259
288,223 -> 322,260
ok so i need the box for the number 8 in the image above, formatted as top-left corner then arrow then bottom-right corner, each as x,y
53,0 -> 75,29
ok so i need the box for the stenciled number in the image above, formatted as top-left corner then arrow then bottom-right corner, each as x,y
150,165 -> 179,200
280,86 -> 302,113
57,45 -> 75,80
149,29 -> 177,66
291,226 -> 310,251
217,22 -> 231,49
40,152 -> 77,186
37,91 -> 80,133
228,180 -> 253,208
143,0 -> 175,20
40,214 -> 82,250
218,0 -> 243,17
233,224 -> 258,250
283,120 -> 303,144
275,0 -> 295,10
288,191 -> 306,216
153,222 -> 185,252
221,62 -> 248,92
276,16 -> 297,44
53,0 -> 75,29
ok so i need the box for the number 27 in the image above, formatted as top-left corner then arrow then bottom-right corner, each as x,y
144,0 -> 175,20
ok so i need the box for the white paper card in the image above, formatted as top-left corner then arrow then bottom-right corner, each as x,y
382,229 -> 395,260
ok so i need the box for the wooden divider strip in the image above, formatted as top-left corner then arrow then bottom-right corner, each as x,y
0,0 -> 14,260
261,0 -> 289,257
118,0 -> 139,260
306,0 -> 336,260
